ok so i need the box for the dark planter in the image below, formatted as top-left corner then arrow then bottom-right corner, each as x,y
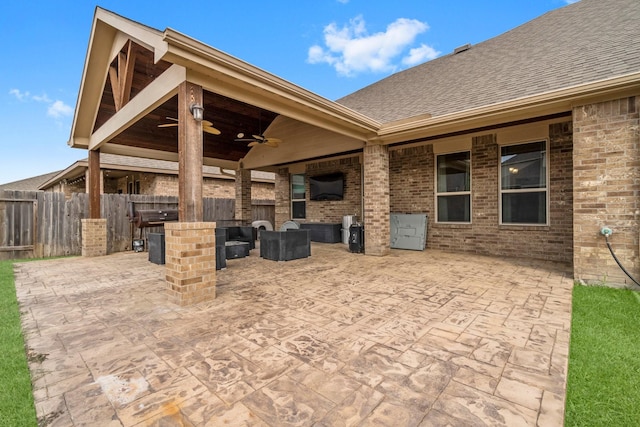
260,230 -> 311,261
148,233 -> 165,264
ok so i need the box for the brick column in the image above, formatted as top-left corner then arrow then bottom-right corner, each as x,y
363,144 -> 390,256
164,222 -> 216,305
235,168 -> 252,224
573,96 -> 640,285
274,168 -> 291,229
81,218 -> 107,257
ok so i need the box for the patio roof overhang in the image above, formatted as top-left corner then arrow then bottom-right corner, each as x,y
68,7 -> 381,172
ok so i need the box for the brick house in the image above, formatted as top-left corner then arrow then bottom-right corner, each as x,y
70,0 -> 640,296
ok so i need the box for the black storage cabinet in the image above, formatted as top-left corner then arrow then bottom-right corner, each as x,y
348,224 -> 365,253
148,233 -> 165,265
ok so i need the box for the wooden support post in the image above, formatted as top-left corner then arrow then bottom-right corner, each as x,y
88,149 -> 101,219
178,82 -> 204,222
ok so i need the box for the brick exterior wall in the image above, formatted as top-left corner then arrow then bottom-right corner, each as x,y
363,144 -> 390,256
252,182 -> 274,200
164,222 -> 216,305
389,122 -> 574,264
235,169 -> 252,222
390,145 -> 433,214
81,218 -> 107,257
304,156 -> 362,223
274,168 -> 291,229
573,96 -> 640,285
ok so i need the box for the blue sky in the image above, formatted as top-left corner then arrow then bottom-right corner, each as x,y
0,0 -> 577,185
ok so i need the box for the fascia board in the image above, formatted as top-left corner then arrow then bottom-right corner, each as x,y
160,29 -> 380,139
377,72 -> 640,144
69,8 -> 168,149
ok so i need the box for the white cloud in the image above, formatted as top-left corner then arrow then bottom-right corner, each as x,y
8,89 -> 72,120
402,44 -> 440,66
47,100 -> 73,119
33,94 -> 53,103
9,88 -> 30,101
308,15 -> 436,76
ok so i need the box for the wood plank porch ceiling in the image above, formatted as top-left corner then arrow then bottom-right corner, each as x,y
94,41 -> 278,163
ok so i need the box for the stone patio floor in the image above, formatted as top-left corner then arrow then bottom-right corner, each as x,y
14,242 -> 573,426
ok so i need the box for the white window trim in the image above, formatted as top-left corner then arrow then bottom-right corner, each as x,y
291,173 -> 306,220
498,139 -> 550,226
435,150 -> 472,224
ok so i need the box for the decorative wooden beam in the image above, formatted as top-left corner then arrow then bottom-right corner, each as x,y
107,40 -> 137,112
88,149 -> 101,219
178,82 -> 203,222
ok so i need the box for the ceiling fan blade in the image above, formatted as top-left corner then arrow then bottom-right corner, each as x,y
235,138 -> 256,142
264,139 -> 280,147
165,117 -> 178,121
202,120 -> 214,127
252,134 -> 265,141
247,141 -> 260,147
158,123 -> 178,128
203,126 -> 221,135
265,137 -> 282,143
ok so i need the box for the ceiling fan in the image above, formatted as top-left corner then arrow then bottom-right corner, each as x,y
234,111 -> 281,147
157,117 -> 221,135
234,132 -> 281,148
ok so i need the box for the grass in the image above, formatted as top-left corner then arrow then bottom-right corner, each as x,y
565,284 -> 640,426
0,259 -> 38,427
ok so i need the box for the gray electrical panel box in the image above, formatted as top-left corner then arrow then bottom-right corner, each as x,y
390,213 -> 428,250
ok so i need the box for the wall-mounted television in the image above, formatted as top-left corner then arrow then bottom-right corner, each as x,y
309,173 -> 344,201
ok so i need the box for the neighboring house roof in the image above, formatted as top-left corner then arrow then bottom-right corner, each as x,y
337,0 -> 640,123
38,153 -> 274,191
0,171 -> 62,192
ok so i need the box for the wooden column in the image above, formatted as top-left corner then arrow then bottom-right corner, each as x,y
88,149 -> 101,219
178,82 -> 204,222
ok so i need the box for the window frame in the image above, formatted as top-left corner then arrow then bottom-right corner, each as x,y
434,150 -> 472,224
499,139 -> 549,226
290,173 -> 306,220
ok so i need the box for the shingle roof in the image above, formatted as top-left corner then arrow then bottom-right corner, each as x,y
337,0 -> 640,123
0,171 -> 62,192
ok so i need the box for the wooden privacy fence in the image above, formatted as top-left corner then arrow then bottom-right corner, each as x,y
0,190 -> 275,260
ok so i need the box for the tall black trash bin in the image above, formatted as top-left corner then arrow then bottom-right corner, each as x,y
215,228 -> 227,270
348,224 -> 364,253
148,233 -> 165,264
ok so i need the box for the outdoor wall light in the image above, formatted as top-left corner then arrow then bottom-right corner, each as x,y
189,103 -> 204,122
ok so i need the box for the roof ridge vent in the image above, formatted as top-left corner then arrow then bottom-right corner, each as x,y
453,43 -> 471,54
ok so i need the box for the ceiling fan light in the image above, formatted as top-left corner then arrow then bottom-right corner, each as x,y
237,132 -> 244,138
189,103 -> 204,122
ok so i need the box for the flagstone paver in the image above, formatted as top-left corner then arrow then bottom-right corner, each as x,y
14,243 -> 573,426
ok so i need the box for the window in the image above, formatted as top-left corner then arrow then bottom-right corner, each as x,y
436,151 -> 471,223
500,141 -> 547,225
291,174 -> 306,219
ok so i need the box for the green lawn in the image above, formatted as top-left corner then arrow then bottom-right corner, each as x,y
0,259 -> 38,427
565,284 -> 640,426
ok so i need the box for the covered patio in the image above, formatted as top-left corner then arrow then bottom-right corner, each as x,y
16,243 -> 572,426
